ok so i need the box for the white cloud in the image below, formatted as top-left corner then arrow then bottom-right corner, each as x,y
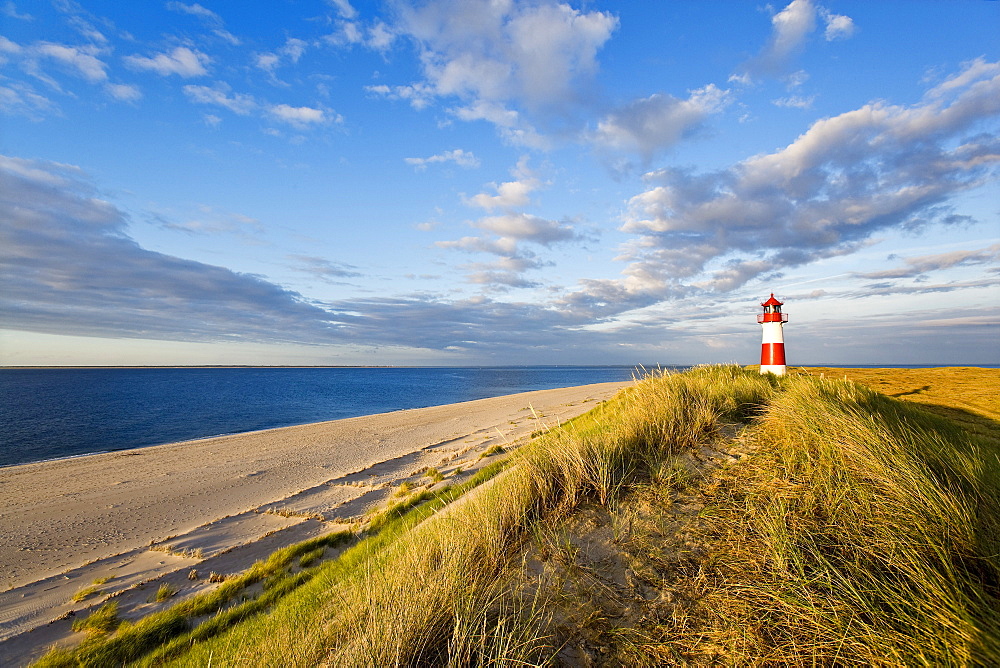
0,82 -> 54,118
821,9 -> 855,40
559,59 -> 1000,312
255,38 -> 309,74
365,82 -> 436,110
105,82 -> 141,102
36,42 -> 108,82
389,0 -> 617,144
463,159 -> 540,210
743,0 -> 854,76
165,2 -> 218,21
623,59 -> 1000,290
125,46 -> 209,77
436,158 -> 583,287
755,0 -> 817,72
474,213 -> 577,246
405,148 -> 480,170
367,21 -> 395,51
591,85 -> 730,161
327,0 -> 357,20
926,57 -> 1000,100
183,82 -> 256,114
465,177 -> 536,211
268,103 -> 338,127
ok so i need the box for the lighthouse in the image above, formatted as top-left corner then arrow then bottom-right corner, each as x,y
758,294 -> 788,375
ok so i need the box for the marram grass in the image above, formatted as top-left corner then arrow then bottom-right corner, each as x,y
32,366 -> 999,666
658,372 -> 1000,666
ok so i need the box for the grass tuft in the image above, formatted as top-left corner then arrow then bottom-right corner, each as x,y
153,583 -> 177,602
71,601 -> 119,635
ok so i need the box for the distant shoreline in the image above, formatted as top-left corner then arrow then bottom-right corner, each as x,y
2,364 -> 647,370
2,363 -> 998,370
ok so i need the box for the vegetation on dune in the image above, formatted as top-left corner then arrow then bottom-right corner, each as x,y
33,366 -> 1000,667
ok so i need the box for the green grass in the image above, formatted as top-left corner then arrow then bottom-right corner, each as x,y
70,602 -> 120,635
70,585 -> 102,603
153,583 -> 177,603
32,366 -> 999,666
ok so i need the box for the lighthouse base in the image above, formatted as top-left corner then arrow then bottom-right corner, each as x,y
760,364 -> 786,376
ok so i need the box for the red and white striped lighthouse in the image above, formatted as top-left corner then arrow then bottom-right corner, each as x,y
758,293 -> 788,375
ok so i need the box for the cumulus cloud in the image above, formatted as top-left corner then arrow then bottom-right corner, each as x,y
125,46 -> 209,77
560,59 -> 1000,313
405,148 -> 480,170
591,85 -> 730,162
821,9 -> 854,41
384,0 -> 617,144
749,0 -> 817,74
461,156 -> 539,209
474,213 -> 577,246
436,159 -> 583,288
268,103 -> 334,127
743,0 -> 854,76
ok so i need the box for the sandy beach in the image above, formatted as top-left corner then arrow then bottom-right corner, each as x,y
0,380 -> 629,664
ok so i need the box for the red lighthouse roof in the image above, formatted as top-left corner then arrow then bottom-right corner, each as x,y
761,293 -> 783,307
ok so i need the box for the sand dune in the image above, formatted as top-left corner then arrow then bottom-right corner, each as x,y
0,381 -> 629,664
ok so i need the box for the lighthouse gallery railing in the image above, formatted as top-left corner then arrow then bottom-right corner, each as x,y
757,313 -> 789,323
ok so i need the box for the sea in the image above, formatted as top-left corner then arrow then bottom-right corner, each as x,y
0,366 -> 654,468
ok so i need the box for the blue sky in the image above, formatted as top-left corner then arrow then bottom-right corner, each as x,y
1,0 -> 998,366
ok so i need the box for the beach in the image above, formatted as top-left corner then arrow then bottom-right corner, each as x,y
0,380 -> 629,664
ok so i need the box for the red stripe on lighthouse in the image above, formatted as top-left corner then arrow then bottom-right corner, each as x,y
761,342 -> 785,366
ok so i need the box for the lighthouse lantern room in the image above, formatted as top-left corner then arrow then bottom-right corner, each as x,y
757,293 -> 788,375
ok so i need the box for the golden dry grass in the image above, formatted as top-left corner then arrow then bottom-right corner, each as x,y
797,366 -> 1000,443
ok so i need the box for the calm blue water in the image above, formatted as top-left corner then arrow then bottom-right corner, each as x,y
0,367 -> 648,468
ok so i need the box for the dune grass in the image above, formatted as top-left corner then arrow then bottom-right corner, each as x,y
32,365 -> 999,666
600,369 -> 1000,665
705,375 -> 1000,664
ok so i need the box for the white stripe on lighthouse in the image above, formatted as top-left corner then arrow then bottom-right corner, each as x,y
760,322 -> 784,343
